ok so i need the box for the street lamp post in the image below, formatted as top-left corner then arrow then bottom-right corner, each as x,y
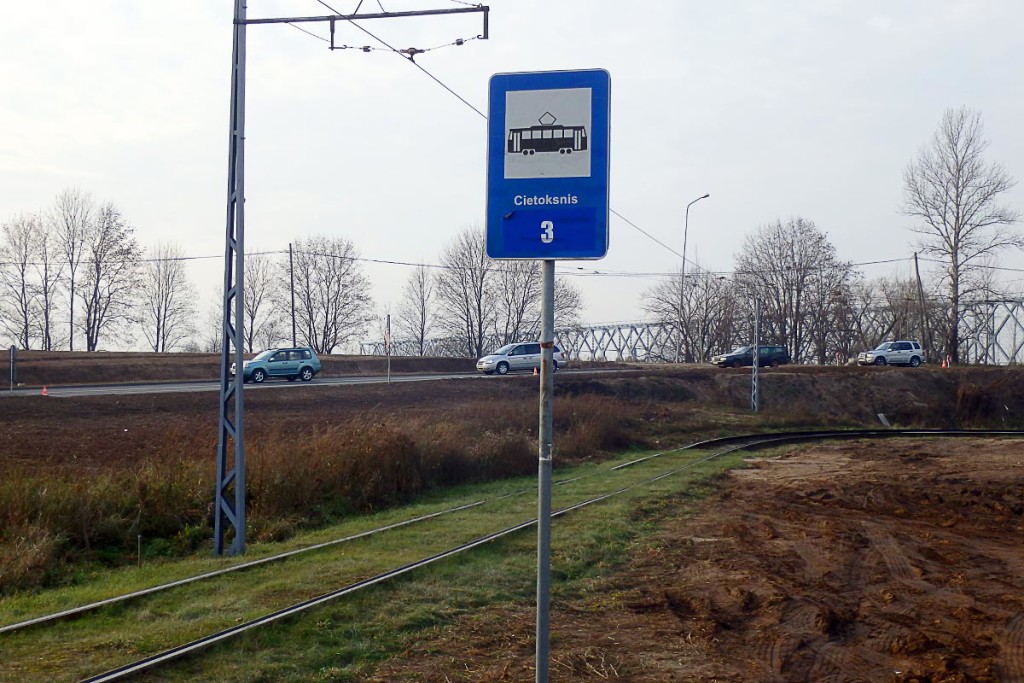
677,192 -> 710,362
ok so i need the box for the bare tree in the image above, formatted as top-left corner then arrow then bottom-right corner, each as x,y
138,243 -> 196,352
492,260 -> 540,345
552,277 -> 584,331
0,214 -> 41,348
78,203 -> 142,351
51,188 -> 94,351
435,226 -> 496,358
291,236 -> 373,354
903,107 -> 1022,363
801,262 -> 857,364
33,220 -> 65,350
397,263 -> 434,356
643,266 -> 737,362
201,302 -> 224,354
245,252 -> 282,353
733,217 -> 854,363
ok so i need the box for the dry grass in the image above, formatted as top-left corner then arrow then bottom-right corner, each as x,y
6,363 -> 1024,593
0,395 -> 641,593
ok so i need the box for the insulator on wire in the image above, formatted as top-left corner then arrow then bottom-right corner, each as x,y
361,46 -> 372,52
455,38 -> 464,45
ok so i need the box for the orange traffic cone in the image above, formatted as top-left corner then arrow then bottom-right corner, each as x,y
941,358 -> 947,369
41,385 -> 48,396
533,366 -> 539,376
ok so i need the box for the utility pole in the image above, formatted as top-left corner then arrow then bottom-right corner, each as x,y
913,252 -> 931,359
385,313 -> 392,384
214,2 -> 490,556
289,242 -> 297,347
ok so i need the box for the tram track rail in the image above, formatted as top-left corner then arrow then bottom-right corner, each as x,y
2,428 -> 1021,681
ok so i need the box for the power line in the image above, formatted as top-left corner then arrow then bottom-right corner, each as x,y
6,249 -> 1024,281
609,209 -> 684,260
299,1 -> 692,258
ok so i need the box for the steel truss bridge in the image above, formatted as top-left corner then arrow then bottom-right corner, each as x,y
963,300 -> 1024,365
361,300 -> 1024,366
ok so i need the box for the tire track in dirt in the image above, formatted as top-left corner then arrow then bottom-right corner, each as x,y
997,614 -> 1024,681
862,523 -> 918,582
750,633 -> 800,682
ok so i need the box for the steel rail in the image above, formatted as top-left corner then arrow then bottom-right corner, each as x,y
76,444 -> 736,683
0,437 -> 707,633
0,501 -> 485,634
75,427 -> 1024,682
6,428 -> 1022,636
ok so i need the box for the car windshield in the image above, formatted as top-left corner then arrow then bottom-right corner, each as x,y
252,349 -> 276,361
730,346 -> 751,354
873,343 -> 891,351
490,344 -> 516,356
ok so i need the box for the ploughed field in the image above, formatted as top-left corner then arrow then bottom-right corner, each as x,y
369,437 -> 1024,682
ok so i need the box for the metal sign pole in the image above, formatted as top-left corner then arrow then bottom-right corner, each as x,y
385,313 -> 392,384
8,345 -> 15,391
536,258 -> 555,682
484,70 -> 609,682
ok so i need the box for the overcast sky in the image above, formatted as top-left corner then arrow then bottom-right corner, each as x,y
2,1 -> 1022,349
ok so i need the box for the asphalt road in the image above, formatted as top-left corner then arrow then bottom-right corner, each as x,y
0,370 -> 577,398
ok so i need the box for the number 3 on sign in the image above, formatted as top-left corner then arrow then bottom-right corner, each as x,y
540,221 -> 554,244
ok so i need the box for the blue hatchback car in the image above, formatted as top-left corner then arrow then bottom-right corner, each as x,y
231,346 -> 322,383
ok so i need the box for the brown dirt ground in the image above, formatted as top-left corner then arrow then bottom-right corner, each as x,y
5,357 -> 1024,680
368,437 -> 1024,682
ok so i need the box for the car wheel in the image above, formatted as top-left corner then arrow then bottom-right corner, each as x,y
728,360 -> 741,368
300,367 -> 314,382
770,359 -> 780,368
873,357 -> 887,366
909,356 -> 921,368
496,362 -> 510,375
252,368 -> 266,383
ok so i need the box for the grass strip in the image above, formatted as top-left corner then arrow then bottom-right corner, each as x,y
0,445 -> 754,682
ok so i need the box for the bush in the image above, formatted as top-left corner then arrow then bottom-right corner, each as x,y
0,395 -> 645,593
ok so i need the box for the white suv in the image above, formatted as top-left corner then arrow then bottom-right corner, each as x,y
857,340 -> 925,367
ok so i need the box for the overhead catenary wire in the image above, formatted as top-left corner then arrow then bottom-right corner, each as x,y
301,0 -> 701,258
3,9 -> 1015,285
313,0 -> 488,117
287,8 -> 1024,283
4,9 -> 1023,299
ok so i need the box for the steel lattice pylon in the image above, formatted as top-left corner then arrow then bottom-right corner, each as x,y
213,3 -> 489,556
214,0 -> 248,556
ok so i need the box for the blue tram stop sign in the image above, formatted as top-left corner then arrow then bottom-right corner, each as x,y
486,69 -> 610,260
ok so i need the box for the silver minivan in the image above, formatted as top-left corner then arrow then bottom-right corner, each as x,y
476,342 -> 567,375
